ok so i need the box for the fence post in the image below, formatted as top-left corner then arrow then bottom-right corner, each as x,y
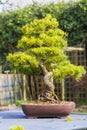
14,70 -> 17,103
61,79 -> 65,101
0,66 -> 2,73
23,75 -> 27,101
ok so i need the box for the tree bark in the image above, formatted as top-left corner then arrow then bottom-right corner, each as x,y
39,63 -> 60,103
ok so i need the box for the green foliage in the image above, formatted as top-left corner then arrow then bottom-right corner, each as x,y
53,64 -> 85,81
7,14 -> 86,81
0,4 -> 43,67
7,53 -> 38,74
0,1 -> 68,54
59,0 -> 87,45
0,7 -> 32,53
0,1 -> 73,68
15,100 -> 24,107
9,125 -> 24,130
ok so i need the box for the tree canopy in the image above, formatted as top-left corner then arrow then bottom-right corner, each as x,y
7,14 -> 85,81
1,0 -> 87,71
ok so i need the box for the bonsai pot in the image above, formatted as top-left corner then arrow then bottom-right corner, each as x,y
21,101 -> 75,118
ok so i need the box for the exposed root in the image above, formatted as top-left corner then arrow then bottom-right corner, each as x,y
39,92 -> 60,103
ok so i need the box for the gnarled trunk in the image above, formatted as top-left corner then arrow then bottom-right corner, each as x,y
39,63 -> 60,103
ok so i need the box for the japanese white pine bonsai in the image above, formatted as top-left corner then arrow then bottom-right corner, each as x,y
7,14 -> 86,103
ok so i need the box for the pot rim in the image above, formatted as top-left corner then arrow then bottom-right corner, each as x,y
21,101 -> 75,106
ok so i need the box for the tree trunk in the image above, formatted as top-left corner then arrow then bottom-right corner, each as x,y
39,63 -> 60,103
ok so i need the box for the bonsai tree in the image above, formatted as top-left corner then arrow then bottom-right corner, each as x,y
7,14 -> 86,103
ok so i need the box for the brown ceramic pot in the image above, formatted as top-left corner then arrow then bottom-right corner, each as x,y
21,101 -> 75,118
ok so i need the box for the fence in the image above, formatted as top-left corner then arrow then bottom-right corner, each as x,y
64,47 -> 87,103
0,47 -> 86,105
0,74 -> 23,105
